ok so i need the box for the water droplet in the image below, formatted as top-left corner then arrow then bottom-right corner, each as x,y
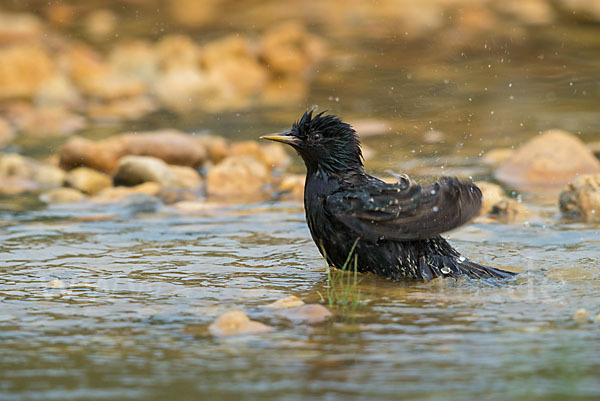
441,267 -> 451,274
458,256 -> 466,262
432,206 -> 439,212
431,190 -> 437,195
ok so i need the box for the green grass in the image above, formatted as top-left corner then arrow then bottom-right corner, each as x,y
317,238 -> 363,310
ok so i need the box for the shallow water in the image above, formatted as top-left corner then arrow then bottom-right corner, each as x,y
1,198 -> 600,401
3,3 -> 600,401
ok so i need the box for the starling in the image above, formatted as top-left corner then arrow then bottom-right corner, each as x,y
261,111 -> 516,280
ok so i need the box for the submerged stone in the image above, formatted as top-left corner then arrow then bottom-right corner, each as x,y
276,304 -> 332,324
489,198 -> 530,224
265,295 -> 305,309
209,310 -> 274,336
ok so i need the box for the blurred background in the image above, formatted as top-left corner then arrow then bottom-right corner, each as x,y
1,0 -> 599,165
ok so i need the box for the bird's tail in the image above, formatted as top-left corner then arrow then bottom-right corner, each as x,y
419,255 -> 516,280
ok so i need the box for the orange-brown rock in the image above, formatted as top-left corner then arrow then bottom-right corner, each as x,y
59,130 -> 208,173
495,130 -> 600,190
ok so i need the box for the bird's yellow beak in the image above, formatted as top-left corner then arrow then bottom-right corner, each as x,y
260,132 -> 299,146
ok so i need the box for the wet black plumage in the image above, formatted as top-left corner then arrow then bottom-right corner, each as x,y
261,111 -> 516,281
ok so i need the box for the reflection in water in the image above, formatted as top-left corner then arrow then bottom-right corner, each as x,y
1,201 -> 599,401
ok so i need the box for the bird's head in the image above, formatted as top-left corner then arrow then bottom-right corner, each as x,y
261,110 -> 363,174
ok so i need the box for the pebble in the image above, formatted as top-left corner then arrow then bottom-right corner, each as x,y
206,156 -> 268,198
559,174 -> 600,223
40,187 -> 85,204
113,155 -> 174,187
573,308 -> 589,323
209,310 -> 274,336
47,279 -> 66,289
66,167 -> 112,195
265,295 -> 305,309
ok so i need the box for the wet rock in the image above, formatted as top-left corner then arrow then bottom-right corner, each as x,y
476,181 -> 507,215
108,40 -> 158,84
40,187 -> 85,204
59,130 -> 208,173
0,12 -> 43,43
47,279 -> 66,289
113,156 -> 174,187
209,310 -> 274,336
156,186 -> 198,204
559,174 -> 600,222
0,153 -> 37,179
276,174 -> 305,200
276,304 -> 332,324
481,148 -> 515,166
0,44 -> 54,99
573,308 -> 589,323
91,182 -> 161,203
260,21 -> 326,76
66,167 -> 112,195
33,165 -> 66,188
489,199 -> 530,224
0,118 -> 15,148
59,136 -> 122,173
265,295 -> 305,309
153,67 -> 213,113
495,130 -> 600,190
169,165 -> 203,190
206,156 -> 269,198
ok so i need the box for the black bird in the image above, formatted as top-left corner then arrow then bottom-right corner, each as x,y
261,111 -> 516,281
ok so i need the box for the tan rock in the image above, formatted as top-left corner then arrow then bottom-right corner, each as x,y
265,295 -> 305,309
47,279 -> 67,289
0,153 -> 38,179
0,177 -> 38,195
108,40 -> 157,84
91,182 -> 161,203
66,167 -> 112,195
0,44 -> 54,99
0,118 -> 15,148
40,187 -> 85,204
481,148 -> 515,166
573,308 -> 589,323
495,130 -> 600,190
559,174 -> 600,222
206,156 -> 268,198
114,156 -> 174,187
489,199 -> 530,224
260,21 -> 326,76
35,74 -> 82,107
33,165 -> 66,188
208,310 -> 274,336
169,165 -> 202,190
277,304 -> 332,324
476,181 -> 507,215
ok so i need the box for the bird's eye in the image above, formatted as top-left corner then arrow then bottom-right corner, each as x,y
313,133 -> 320,141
